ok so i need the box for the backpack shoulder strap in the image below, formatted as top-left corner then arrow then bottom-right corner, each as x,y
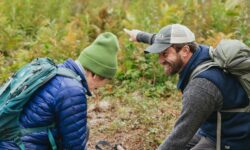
189,46 -> 219,81
189,60 -> 219,81
19,123 -> 57,150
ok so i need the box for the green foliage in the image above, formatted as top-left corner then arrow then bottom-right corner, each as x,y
1,0 -> 250,149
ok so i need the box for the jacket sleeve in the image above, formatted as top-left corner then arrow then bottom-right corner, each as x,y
157,78 -> 223,150
136,31 -> 156,45
55,86 -> 88,150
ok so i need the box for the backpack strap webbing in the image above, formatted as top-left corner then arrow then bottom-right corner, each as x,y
20,123 -> 55,135
19,143 -> 25,150
216,105 -> 250,150
18,123 -> 57,150
216,112 -> 222,150
48,129 -> 57,150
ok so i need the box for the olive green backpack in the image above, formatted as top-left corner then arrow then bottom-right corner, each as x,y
190,39 -> 250,150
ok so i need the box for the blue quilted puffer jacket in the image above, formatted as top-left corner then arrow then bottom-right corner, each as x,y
0,59 -> 91,150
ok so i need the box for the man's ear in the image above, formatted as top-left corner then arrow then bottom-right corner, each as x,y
177,45 -> 190,61
183,45 -> 190,52
181,45 -> 191,57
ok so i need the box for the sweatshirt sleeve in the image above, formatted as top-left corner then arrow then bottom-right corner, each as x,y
136,31 -> 156,45
55,86 -> 88,150
157,78 -> 223,150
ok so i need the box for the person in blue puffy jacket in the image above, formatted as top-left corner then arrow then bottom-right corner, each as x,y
0,32 -> 119,150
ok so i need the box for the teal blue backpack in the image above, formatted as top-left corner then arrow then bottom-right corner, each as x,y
0,58 -> 81,150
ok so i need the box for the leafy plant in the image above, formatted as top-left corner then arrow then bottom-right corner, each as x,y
0,0 -> 249,149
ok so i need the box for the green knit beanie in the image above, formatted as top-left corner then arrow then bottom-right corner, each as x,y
77,32 -> 119,79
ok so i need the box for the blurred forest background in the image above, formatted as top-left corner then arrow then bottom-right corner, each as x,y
0,0 -> 249,149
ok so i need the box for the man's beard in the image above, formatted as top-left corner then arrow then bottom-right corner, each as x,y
165,54 -> 183,75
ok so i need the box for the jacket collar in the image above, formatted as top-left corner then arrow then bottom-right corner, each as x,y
61,58 -> 92,96
177,45 -> 211,92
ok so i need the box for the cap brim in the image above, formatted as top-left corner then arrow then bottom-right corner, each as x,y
144,43 -> 171,54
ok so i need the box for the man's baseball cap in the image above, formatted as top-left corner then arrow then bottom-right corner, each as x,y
145,24 -> 195,53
